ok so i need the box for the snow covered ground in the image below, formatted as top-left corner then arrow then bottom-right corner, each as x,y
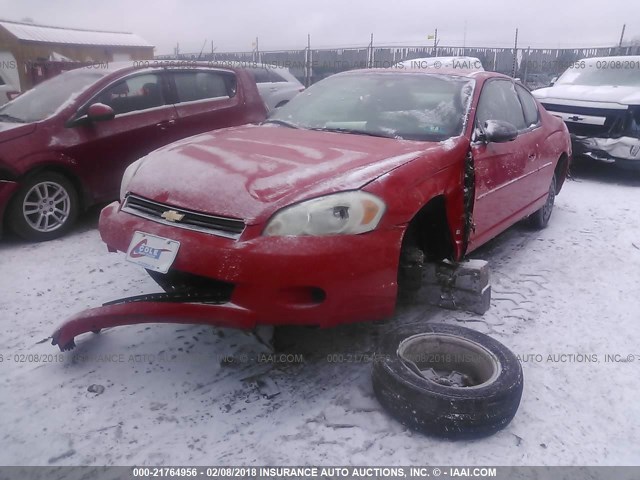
1,160 -> 639,466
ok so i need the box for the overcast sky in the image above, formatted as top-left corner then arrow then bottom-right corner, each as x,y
1,0 -> 638,55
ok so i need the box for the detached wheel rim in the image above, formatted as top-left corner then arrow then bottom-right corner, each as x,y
398,333 -> 501,389
22,181 -> 71,233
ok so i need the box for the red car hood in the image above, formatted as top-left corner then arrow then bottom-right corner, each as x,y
0,122 -> 36,144
129,124 -> 465,224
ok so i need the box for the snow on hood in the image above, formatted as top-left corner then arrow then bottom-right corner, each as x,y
533,84 -> 640,106
128,125 -> 464,224
0,122 -> 36,144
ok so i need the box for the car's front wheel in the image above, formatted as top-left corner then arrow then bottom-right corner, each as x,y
529,173 -> 556,229
7,172 -> 79,241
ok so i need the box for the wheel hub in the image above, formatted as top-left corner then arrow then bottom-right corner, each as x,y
421,367 -> 475,387
23,181 -> 71,233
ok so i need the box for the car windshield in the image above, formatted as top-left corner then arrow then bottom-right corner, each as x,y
0,69 -> 107,123
268,72 -> 474,142
556,66 -> 640,87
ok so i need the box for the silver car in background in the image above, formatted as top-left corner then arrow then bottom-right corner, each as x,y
245,64 -> 305,111
533,56 -> 640,171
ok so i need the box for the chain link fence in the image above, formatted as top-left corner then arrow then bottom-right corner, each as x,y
157,44 -> 640,89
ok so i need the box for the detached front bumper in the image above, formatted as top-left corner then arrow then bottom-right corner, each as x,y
52,201 -> 405,350
572,135 -> 640,170
0,180 -> 19,237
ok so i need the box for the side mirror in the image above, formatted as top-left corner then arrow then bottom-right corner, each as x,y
87,103 -> 115,122
482,120 -> 518,143
549,76 -> 558,87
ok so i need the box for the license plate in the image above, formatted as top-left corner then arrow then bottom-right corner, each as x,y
126,231 -> 180,273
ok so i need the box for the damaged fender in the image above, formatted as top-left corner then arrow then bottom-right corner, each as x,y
573,135 -> 640,165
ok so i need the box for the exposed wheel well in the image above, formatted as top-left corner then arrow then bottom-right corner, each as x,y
402,196 -> 454,262
555,153 -> 569,193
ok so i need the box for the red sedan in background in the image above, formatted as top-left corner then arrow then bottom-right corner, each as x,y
0,62 -> 267,241
53,69 -> 571,350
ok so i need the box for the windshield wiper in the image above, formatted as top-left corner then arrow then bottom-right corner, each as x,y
310,127 -> 395,139
262,119 -> 299,129
0,113 -> 26,123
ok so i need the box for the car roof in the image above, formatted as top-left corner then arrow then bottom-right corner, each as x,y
394,56 -> 484,71
103,60 -> 293,72
95,60 -> 250,75
395,56 -> 483,64
213,61 -> 291,71
337,68 -> 509,81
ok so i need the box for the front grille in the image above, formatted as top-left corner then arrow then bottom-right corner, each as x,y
541,102 -> 628,138
122,194 -> 245,239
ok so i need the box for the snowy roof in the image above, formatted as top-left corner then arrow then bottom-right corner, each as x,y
0,20 -> 153,48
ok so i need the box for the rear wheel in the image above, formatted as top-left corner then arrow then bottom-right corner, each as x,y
7,172 -> 79,241
529,173 -> 556,229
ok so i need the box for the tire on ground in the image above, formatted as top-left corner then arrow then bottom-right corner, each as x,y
529,173 -> 556,229
7,171 -> 79,242
372,323 -> 523,439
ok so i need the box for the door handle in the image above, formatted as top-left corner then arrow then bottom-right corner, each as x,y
156,119 -> 176,130
528,153 -> 537,161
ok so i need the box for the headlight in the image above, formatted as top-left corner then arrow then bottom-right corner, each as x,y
119,157 -> 145,202
264,191 -> 386,236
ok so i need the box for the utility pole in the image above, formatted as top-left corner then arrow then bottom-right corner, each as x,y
305,34 -> 312,87
618,24 -> 626,53
523,46 -> 530,86
433,28 -> 438,56
368,33 -> 374,68
511,28 -> 519,78
197,39 -> 207,60
463,20 -> 467,56
255,36 -> 260,63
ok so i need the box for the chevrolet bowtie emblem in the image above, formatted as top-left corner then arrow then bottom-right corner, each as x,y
161,210 -> 185,222
567,115 -> 584,122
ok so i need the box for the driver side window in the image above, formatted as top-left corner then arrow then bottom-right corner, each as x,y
476,80 -> 526,131
93,73 -> 165,116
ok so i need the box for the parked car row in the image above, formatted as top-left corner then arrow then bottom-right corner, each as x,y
0,61 -> 307,241
5,53 -> 639,353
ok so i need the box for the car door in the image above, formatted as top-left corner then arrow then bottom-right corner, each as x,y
66,71 -> 178,202
167,68 -> 246,137
515,84 -> 555,201
262,68 -> 301,109
468,78 -> 534,250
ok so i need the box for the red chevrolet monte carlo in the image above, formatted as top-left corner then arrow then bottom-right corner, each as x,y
0,62 -> 266,241
52,68 -> 571,350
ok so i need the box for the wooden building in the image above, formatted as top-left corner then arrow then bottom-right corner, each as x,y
0,19 -> 154,90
